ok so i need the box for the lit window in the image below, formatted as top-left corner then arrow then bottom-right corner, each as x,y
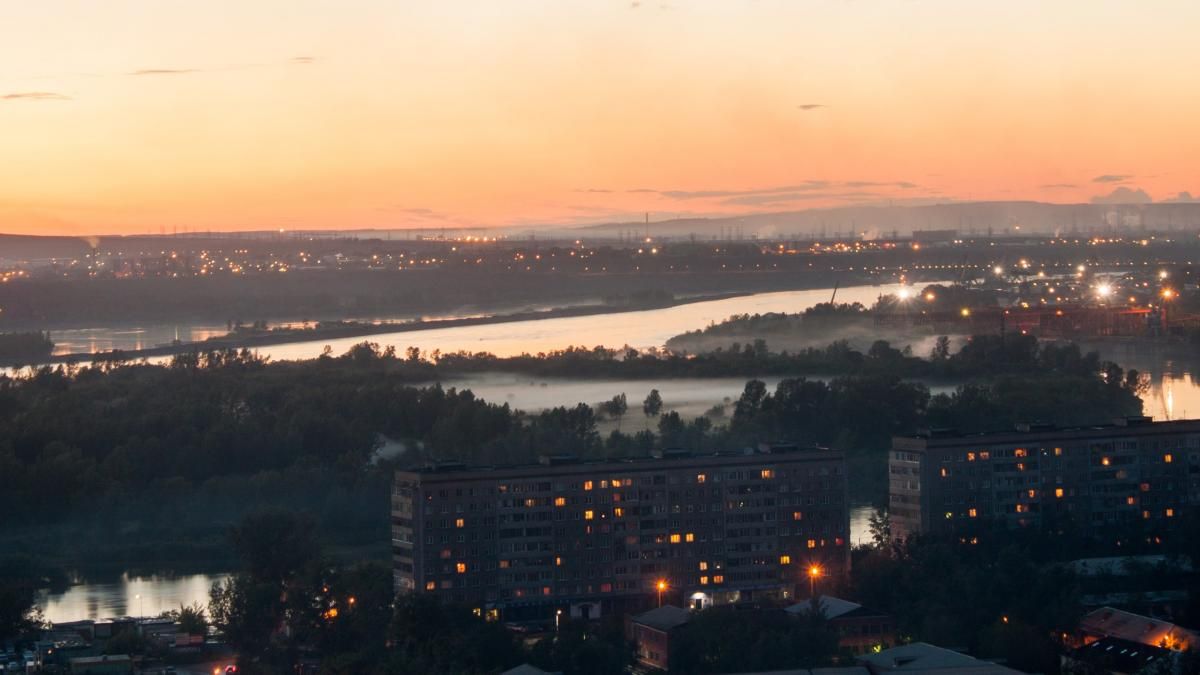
600,480 -> 609,489
425,581 -> 436,591
696,473 -> 707,483
1143,510 -> 1151,519
685,533 -> 695,542
1027,489 -> 1036,499
807,539 -> 817,549
945,511 -> 954,519
699,561 -> 708,571
940,468 -> 948,478
967,452 -> 976,462
524,498 -> 536,508
1126,496 -> 1136,505
584,481 -> 593,491
1055,488 -> 1064,498
455,518 -> 465,528
979,451 -> 990,460
1014,448 -> 1028,458
968,508 -> 977,518
499,560 -> 510,569
555,556 -> 562,566
614,507 -> 625,518
700,576 -> 709,585
554,497 -> 567,507
1016,463 -> 1026,472
1140,483 -> 1150,492
1015,504 -> 1027,513
670,534 -> 682,544
584,510 -> 594,520
1054,447 -> 1063,456
1164,454 -> 1174,463
543,587 -> 552,596
761,469 -> 774,479
1101,457 -> 1111,466
1167,508 -> 1175,518
713,575 -> 725,584
792,511 -> 803,521
780,555 -> 791,565
456,563 -> 467,574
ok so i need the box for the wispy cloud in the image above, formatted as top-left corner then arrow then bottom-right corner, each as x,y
574,188 -> 613,194
724,191 -> 880,207
1041,183 -> 1077,189
2,91 -> 71,101
634,181 -> 918,201
1093,174 -> 1133,183
290,56 -> 315,64
130,68 -> 199,76
797,104 -> 826,111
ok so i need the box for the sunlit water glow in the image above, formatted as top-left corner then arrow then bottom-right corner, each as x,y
36,573 -> 229,624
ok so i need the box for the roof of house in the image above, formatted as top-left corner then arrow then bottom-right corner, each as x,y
500,664 -> 561,675
1068,637 -> 1174,674
719,669 -> 870,675
787,596 -> 887,621
68,654 -> 133,665
858,642 -> 1025,674
1079,607 -> 1197,649
1067,555 -> 1191,577
632,605 -> 693,632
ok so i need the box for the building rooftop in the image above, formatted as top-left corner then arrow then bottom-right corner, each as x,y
632,605 -> 694,632
1068,637 -> 1174,674
398,444 -> 840,480
858,642 -> 1024,674
894,417 -> 1200,447
1067,554 -> 1192,577
500,665 -> 561,675
1079,607 -> 1197,650
715,662 -> 868,667
786,596 -> 885,621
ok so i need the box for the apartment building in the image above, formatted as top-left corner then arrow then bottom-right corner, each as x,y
890,417 -> 1200,541
392,445 -> 848,620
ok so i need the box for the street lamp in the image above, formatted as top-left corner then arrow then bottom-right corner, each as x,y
556,609 -> 563,632
807,565 -> 822,598
656,580 -> 668,607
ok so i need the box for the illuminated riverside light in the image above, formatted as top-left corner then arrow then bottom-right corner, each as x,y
898,288 -> 912,300
1096,283 -> 1112,298
993,266 -> 1004,275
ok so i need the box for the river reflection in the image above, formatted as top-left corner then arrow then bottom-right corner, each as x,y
36,573 -> 228,624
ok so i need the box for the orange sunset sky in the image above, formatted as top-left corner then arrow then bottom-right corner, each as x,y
2,1 -> 1198,236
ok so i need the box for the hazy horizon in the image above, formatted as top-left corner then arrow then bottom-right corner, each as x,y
3,0 -> 1199,236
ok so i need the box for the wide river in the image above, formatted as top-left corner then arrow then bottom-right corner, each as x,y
29,281 -> 1200,622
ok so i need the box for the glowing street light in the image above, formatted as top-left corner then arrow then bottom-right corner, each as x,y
993,265 -> 1004,276
1162,288 -> 1175,300
898,288 -> 912,301
656,579 -> 668,607
1096,283 -> 1112,299
808,565 -> 822,597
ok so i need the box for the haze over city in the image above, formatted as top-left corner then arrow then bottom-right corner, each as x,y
3,0 -> 1200,236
